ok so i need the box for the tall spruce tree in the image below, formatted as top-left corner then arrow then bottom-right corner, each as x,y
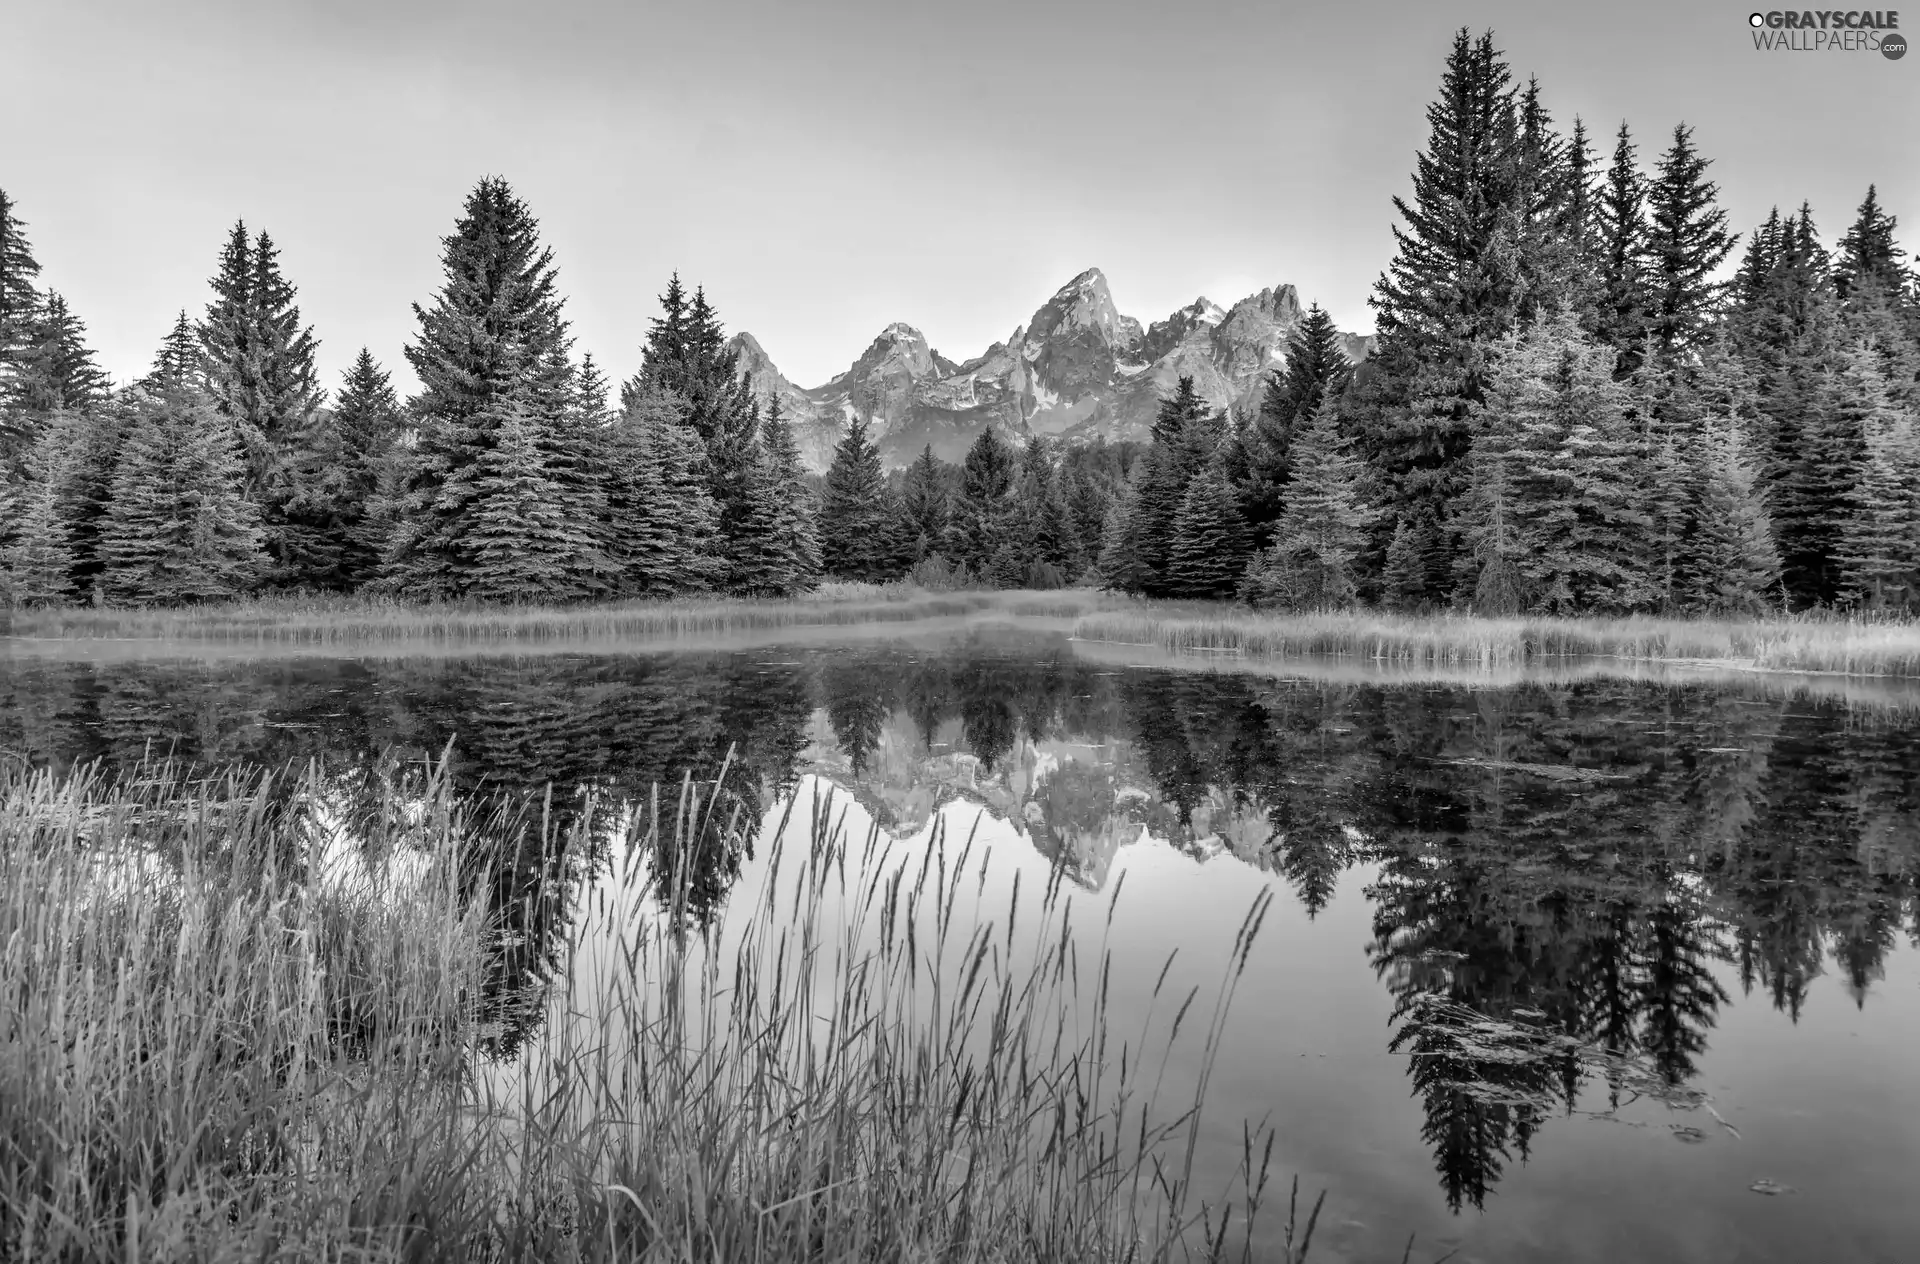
276,349 -> 402,591
0,187 -> 42,433
1834,345 -> 1920,610
994,438 -> 1081,586
762,398 -> 822,592
100,388 -> 264,604
1645,124 -> 1737,357
1835,185 -> 1909,302
1648,336 -> 1769,611
50,400 -> 128,599
729,399 -> 820,596
1116,375 -> 1217,595
144,311 -> 204,392
1594,122 -> 1653,370
1691,419 -> 1785,616
1462,306 -> 1652,614
1242,398 -> 1376,610
626,276 -> 762,585
199,225 -> 324,507
1775,331 -> 1877,608
1096,474 -> 1148,592
818,416 -> 896,581
1356,30 -> 1526,601
384,177 -> 589,600
947,424 -> 1017,576
1508,79 -> 1588,326
17,293 -> 111,415
1,417 -> 77,606
1243,303 -> 1352,543
1165,459 -> 1251,599
456,384 -> 591,602
603,381 -> 725,596
894,443 -> 950,566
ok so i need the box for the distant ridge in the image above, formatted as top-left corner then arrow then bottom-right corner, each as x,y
731,268 -> 1375,471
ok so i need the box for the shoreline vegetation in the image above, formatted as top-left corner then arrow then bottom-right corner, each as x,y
0,753 -> 1308,1263
0,583 -> 1114,648
8,582 -> 1920,681
1070,606 -> 1920,680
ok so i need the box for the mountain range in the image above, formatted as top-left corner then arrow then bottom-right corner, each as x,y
729,268 -> 1375,472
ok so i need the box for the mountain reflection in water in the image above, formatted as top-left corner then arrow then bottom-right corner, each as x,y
4,628 -> 1917,1257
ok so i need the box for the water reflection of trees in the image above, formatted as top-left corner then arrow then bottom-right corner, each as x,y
6,645 -> 1919,1210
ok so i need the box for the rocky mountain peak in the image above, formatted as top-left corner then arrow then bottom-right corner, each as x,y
729,268 -> 1372,471
1027,268 -> 1130,350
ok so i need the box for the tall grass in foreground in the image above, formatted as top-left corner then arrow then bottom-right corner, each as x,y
1074,608 -> 1920,679
5,585 -> 1119,647
0,754 -> 1314,1263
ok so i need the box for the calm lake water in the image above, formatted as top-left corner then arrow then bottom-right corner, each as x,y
5,625 -> 1918,1263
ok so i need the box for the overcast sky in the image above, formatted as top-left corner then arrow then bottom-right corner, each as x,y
6,0 -> 1915,393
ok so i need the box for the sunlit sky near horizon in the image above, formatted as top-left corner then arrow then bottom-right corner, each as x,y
5,0 -> 1915,395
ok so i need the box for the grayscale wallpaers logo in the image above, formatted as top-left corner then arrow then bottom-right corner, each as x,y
1746,9 -> 1905,55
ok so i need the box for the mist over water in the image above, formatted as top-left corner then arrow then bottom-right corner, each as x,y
5,626 -> 1918,1263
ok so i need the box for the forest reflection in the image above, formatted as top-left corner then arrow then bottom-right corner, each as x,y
5,630 -> 1917,1212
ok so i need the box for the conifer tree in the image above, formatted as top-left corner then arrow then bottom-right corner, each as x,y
1379,515 -> 1436,612
603,382 -> 725,597
1457,382 -> 1529,615
457,386 -> 590,602
947,424 -> 1016,576
894,444 -> 950,566
1463,307 -> 1652,614
2,418 -> 77,605
626,276 -> 761,583
993,439 -> 1082,586
532,345 -> 616,597
818,416 -> 896,581
1835,348 -> 1920,611
1692,419 -> 1786,616
100,388 -> 264,603
199,225 -> 324,507
1509,79 -> 1589,325
1661,336 -> 1768,609
0,187 -> 42,426
1121,375 -> 1218,595
1095,475 -> 1148,592
1774,333 -> 1880,607
1731,209 -> 1783,312
143,311 -> 203,392
763,398 -> 821,592
1594,123 -> 1653,371
276,349 -> 402,590
729,399 -> 820,596
1244,303 -> 1351,542
199,222 -> 251,385
51,402 -> 128,598
1166,460 -> 1251,599
1242,400 -> 1377,610
1034,464 -> 1086,581
1835,185 -> 1909,302
384,177 -> 583,599
1355,30 -> 1526,597
17,293 -> 111,415
1645,124 -> 1737,356
1064,459 -> 1112,570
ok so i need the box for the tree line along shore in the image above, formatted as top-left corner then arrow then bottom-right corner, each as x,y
3,27 -> 1917,627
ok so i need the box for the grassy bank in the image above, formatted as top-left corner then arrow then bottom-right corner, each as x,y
3,584 -> 1121,647
1073,608 -> 1920,679
0,754 -> 1301,1263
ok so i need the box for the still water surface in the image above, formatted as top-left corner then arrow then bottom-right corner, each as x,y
5,627 -> 1918,1262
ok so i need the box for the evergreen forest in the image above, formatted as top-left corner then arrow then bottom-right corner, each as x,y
4,29 -> 1917,617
